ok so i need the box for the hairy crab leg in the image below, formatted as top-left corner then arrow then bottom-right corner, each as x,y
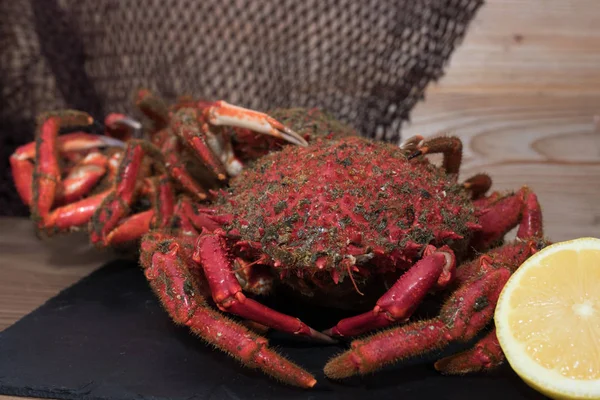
462,173 -> 492,200
174,101 -> 309,180
141,231 -> 271,336
54,152 -> 109,205
148,175 -> 176,229
103,175 -> 176,246
170,196 -> 224,234
471,186 -> 543,252
42,189 -> 112,232
172,108 -> 229,181
11,113 -> 128,235
135,90 -> 226,188
435,241 -> 546,374
457,187 -> 544,287
31,111 -> 102,229
407,136 -> 463,175
323,246 -> 456,338
104,210 -> 155,245
160,133 -> 209,201
434,328 -> 504,374
140,231 -> 197,269
140,235 -> 316,388
202,101 -> 309,177
194,232 -> 335,343
89,139 -> 166,245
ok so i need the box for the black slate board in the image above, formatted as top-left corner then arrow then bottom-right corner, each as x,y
0,260 -> 547,400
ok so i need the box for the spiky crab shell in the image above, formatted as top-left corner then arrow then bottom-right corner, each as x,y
220,136 -> 477,281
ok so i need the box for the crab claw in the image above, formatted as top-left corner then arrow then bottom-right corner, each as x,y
206,101 -> 308,147
104,113 -> 143,139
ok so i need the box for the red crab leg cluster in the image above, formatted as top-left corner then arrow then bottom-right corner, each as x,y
89,140 -> 163,245
323,188 -> 544,379
86,91 -> 308,247
11,89 -> 308,247
11,132 -> 111,206
12,111 -> 133,231
140,234 -> 317,388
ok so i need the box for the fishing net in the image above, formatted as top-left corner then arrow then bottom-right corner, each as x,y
0,0 -> 484,216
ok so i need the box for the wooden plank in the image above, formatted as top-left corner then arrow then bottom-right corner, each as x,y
429,0 -> 600,94
0,218 -> 116,330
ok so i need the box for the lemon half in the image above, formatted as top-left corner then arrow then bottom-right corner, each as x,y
495,237 -> 600,400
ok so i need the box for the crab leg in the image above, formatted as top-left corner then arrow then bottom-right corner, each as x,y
435,243 -> 544,374
54,152 -> 109,205
148,175 -> 176,229
194,232 -> 335,343
462,173 -> 492,200
324,266 -> 510,379
11,130 -> 119,207
10,151 -> 35,206
170,196 -> 225,234
89,140 -> 166,245
103,210 -> 155,245
102,175 -> 177,246
31,112 -> 95,228
434,328 -> 504,374
42,189 -> 112,231
89,141 -> 145,244
324,246 -> 456,337
172,107 -> 231,181
206,101 -> 308,147
471,186 -> 542,251
140,235 -> 316,388
408,136 -> 462,175
174,102 -> 308,180
137,91 -> 226,183
160,133 -> 209,201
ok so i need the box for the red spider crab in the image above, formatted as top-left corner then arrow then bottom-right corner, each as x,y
138,118 -> 549,387
9,90 -> 311,246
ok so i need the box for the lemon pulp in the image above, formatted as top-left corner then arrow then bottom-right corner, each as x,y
495,237 -> 600,400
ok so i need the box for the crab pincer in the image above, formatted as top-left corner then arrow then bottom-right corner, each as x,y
205,101 -> 309,147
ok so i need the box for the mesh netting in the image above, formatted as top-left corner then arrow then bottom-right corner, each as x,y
0,0 -> 483,216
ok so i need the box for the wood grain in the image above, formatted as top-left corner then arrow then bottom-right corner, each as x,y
423,0 -> 600,94
0,218 -> 116,330
403,0 -> 600,242
0,0 -> 599,398
403,93 -> 600,241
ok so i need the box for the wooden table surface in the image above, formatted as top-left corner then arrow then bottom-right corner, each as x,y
1,0 -> 599,399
